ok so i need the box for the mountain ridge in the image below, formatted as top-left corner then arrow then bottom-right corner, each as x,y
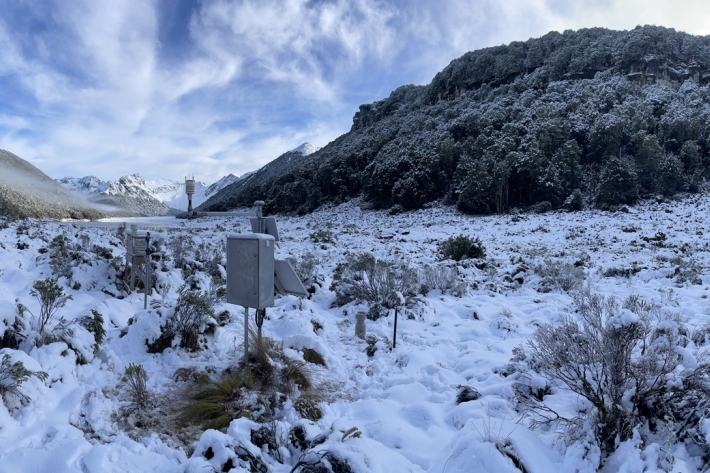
200,25 -> 710,216
0,149 -> 104,220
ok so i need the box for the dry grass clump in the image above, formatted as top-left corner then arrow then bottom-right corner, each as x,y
180,328 -> 324,430
179,370 -> 257,430
302,348 -> 327,367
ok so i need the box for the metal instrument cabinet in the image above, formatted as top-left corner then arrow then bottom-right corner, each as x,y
226,233 -> 275,309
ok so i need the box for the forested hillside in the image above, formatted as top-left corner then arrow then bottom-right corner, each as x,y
201,25 -> 710,215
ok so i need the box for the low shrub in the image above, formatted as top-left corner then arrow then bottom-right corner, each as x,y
78,310 -> 106,354
421,263 -> 468,296
149,286 -> 216,353
0,353 -> 48,406
309,230 -> 336,245
518,290 -> 710,462
122,363 -> 150,409
439,235 -> 486,261
670,256 -> 703,285
534,259 -> 585,292
1,302 -> 28,349
294,393 -> 324,421
30,278 -> 73,344
330,253 -> 418,309
287,251 -> 320,287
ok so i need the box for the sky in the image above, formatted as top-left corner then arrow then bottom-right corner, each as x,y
1,0 -> 710,184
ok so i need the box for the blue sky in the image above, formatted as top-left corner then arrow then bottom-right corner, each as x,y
1,0 -> 709,184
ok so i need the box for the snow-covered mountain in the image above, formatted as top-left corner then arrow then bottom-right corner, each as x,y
58,143 -> 317,214
57,173 -> 240,212
291,142 -> 319,156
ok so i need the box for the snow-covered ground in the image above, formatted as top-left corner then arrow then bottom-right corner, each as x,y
2,194 -> 710,472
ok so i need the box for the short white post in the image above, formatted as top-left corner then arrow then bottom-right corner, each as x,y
355,312 -> 366,339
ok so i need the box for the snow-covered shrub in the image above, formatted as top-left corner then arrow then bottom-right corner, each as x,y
30,278 -> 72,343
534,259 -> 585,292
366,303 -> 388,321
293,393 -> 324,422
77,310 -> 106,354
421,263 -> 467,296
292,450 -> 354,473
194,240 -> 224,279
602,265 -> 640,278
167,233 -> 195,270
521,290 -> 710,460
48,234 -> 85,279
669,256 -> 703,285
287,251 -> 320,287
309,229 -> 336,245
330,253 -> 418,309
564,188 -> 584,211
0,352 -> 47,406
438,234 -> 485,261
1,302 -> 27,349
122,363 -> 150,409
149,286 -> 216,353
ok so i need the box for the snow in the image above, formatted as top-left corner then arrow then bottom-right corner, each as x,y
291,142 -> 320,156
2,193 -> 710,471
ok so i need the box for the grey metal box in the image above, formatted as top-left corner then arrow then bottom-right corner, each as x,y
226,233 -> 275,309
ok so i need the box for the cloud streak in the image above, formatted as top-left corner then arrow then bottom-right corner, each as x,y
0,0 -> 708,184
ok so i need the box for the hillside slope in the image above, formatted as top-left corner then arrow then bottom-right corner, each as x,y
201,26 -> 710,215
0,150 -> 103,220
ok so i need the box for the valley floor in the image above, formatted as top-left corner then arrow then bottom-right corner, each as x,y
2,195 -> 710,472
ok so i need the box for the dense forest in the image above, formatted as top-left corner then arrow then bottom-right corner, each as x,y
200,25 -> 710,215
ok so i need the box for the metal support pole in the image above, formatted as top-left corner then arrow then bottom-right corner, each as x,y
244,306 -> 249,366
144,232 -> 151,310
254,200 -> 265,234
393,306 -> 398,349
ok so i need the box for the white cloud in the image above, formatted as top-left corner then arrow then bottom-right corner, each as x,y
0,0 -> 709,185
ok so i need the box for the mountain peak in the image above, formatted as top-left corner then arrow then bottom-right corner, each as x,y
291,142 -> 319,156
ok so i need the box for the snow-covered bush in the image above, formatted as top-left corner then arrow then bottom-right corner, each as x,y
519,290 -> 710,460
167,233 -> 195,270
669,256 -> 703,285
77,310 -> 106,354
0,352 -> 47,406
287,251 -> 320,287
1,302 -> 27,349
30,278 -> 72,343
421,263 -> 467,296
122,363 -> 149,409
534,258 -> 585,292
309,229 -> 336,245
48,234 -> 85,279
149,286 -> 216,353
439,234 -> 486,261
330,253 -> 418,309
